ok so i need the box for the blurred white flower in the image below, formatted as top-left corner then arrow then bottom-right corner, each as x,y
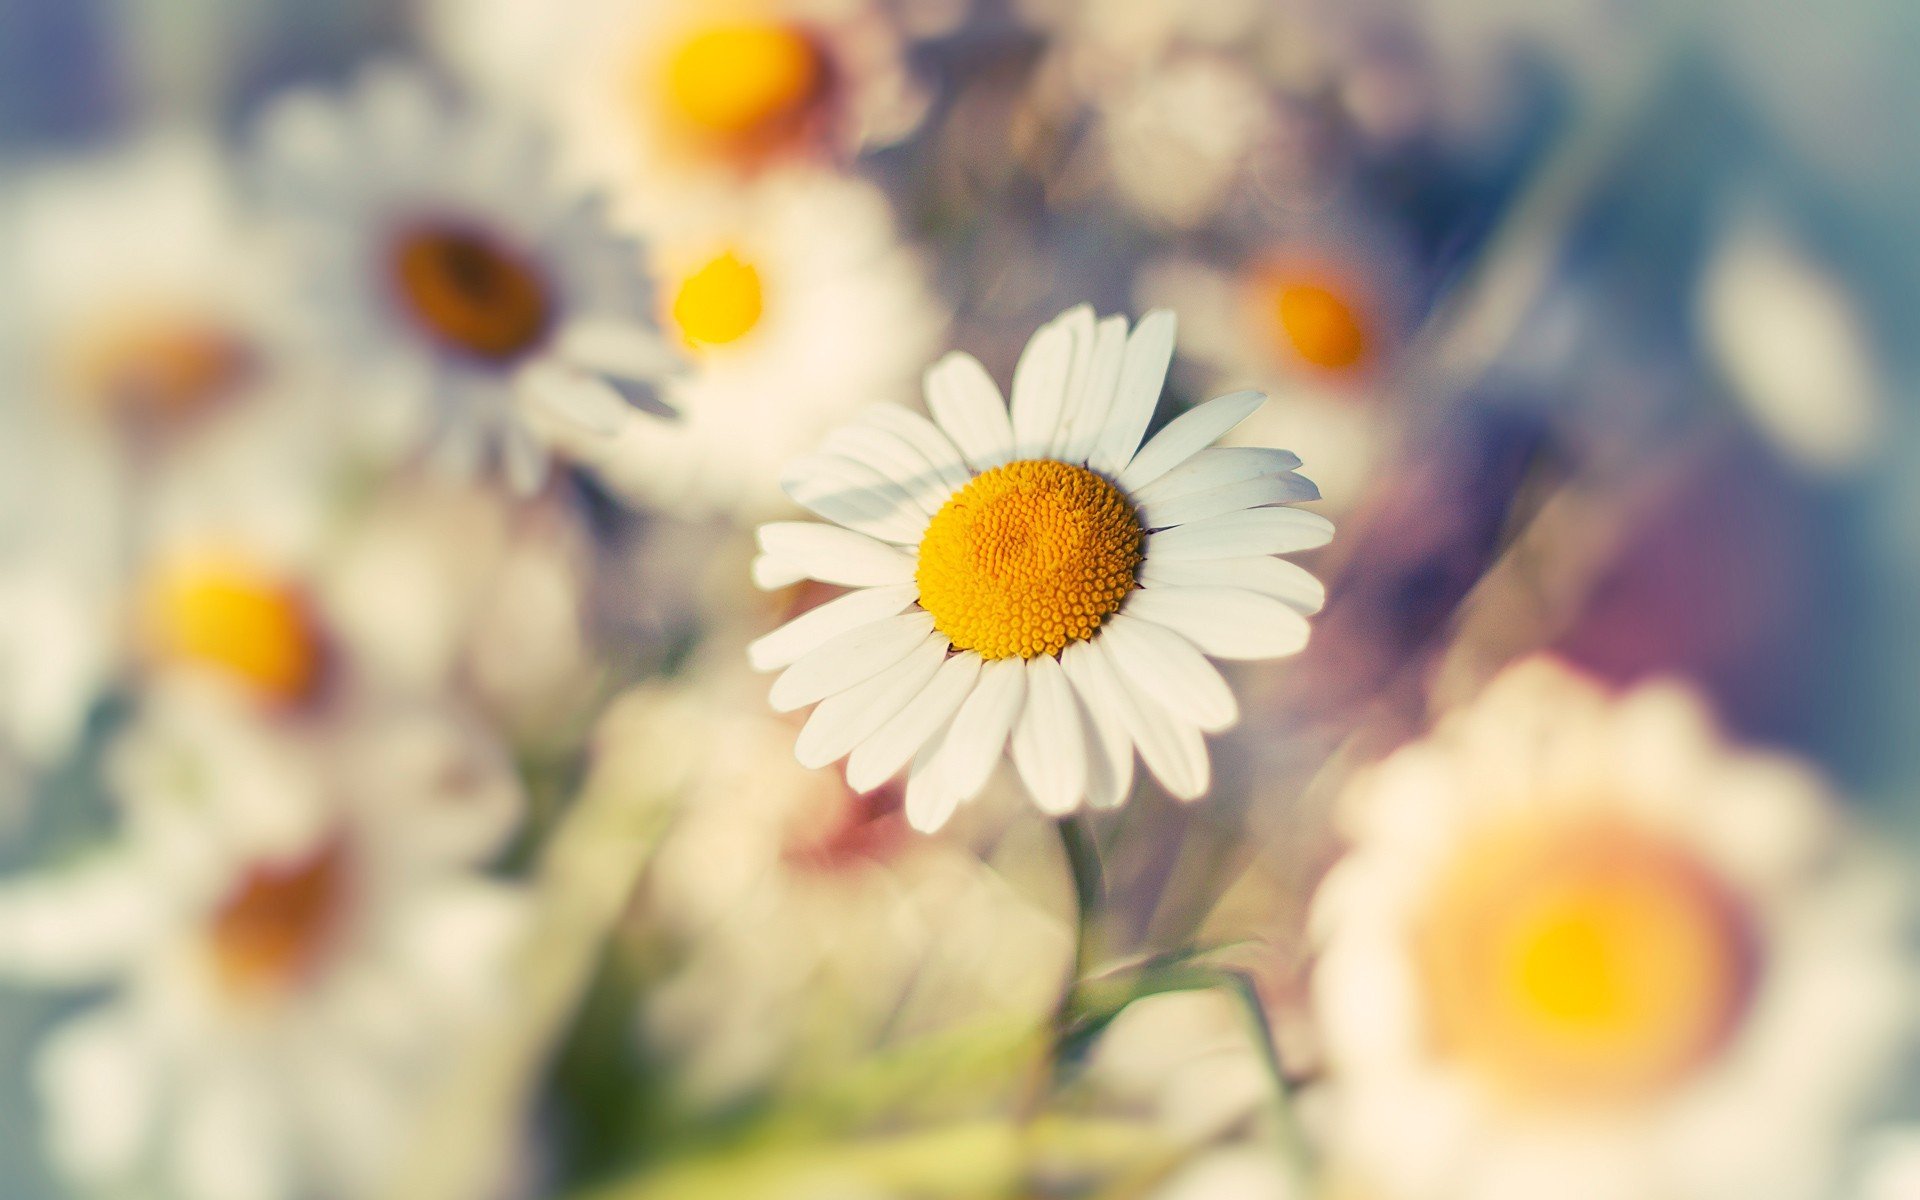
0,687 -> 528,1200
750,305 -> 1330,830
569,170 -> 945,518
253,64 -> 678,494
1310,657 -> 1914,1200
419,0 -> 927,220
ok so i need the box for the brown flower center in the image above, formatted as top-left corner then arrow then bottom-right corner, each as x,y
388,220 -> 552,363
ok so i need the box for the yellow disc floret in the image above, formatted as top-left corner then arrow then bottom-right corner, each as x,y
1274,280 -> 1368,371
671,250 -> 765,346
915,460 -> 1142,661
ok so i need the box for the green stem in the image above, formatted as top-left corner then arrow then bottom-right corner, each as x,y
1018,814 -> 1106,1121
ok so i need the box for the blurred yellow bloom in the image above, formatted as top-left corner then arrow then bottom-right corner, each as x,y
672,249 -> 768,346
140,554 -> 324,706
660,21 -> 828,155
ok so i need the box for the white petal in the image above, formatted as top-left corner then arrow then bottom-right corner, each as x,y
1138,473 -> 1320,531
769,613 -> 938,712
1046,305 -> 1099,459
1061,642 -> 1136,810
1138,556 -> 1326,614
36,1004 -> 160,1187
1117,390 -> 1265,492
1099,614 -> 1238,732
923,352 -> 1014,472
1125,587 -> 1311,660
755,522 -> 917,588
780,455 -> 930,544
0,852 -> 166,985
500,420 -> 550,495
925,657 -> 1027,804
904,733 -> 965,833
1009,653 -> 1087,814
1088,309 -> 1176,476
794,635 -> 948,769
846,651 -> 983,792
859,405 -> 973,494
1145,507 -> 1335,560
820,423 -> 950,515
1086,637 -> 1211,800
1010,310 -> 1077,460
1058,315 -> 1129,464
171,1062 -> 294,1200
750,554 -> 810,590
520,362 -> 634,436
1134,446 -> 1305,504
554,317 -> 681,381
747,584 -> 919,671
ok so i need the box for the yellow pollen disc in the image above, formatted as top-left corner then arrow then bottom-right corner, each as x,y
208,838 -> 350,1002
388,220 -> 552,362
915,460 -> 1142,661
1274,281 -> 1368,371
1417,818 -> 1757,1106
671,250 -> 765,346
140,555 -> 325,705
63,314 -> 254,422
661,22 -> 827,149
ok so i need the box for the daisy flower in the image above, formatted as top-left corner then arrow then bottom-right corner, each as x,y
252,64 -> 678,493
571,169 -> 945,517
1309,658 -> 1913,1200
0,689 -> 528,1200
418,0 -> 926,218
748,305 -> 1332,832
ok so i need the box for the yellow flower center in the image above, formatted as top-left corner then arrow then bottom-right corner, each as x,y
63,314 -> 254,423
1272,280 -> 1368,371
915,460 -> 1142,661
387,220 -> 552,362
660,21 -> 828,153
140,554 -> 325,705
671,250 -> 765,346
207,837 -> 350,1003
1417,818 -> 1757,1106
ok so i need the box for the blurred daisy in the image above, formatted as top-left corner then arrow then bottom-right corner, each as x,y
253,65 -> 677,493
0,689 -> 527,1200
749,305 -> 1331,831
420,0 -> 926,217
1310,658 -> 1912,1200
574,170 -> 944,517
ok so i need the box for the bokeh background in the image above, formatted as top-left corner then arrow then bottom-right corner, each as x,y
1,0 -> 1919,1198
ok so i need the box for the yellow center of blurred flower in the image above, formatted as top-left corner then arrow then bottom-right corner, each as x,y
1272,281 -> 1368,371
141,556 -> 325,705
64,316 -> 254,423
671,250 -> 765,346
388,221 -> 552,362
208,838 -> 349,1003
1418,818 -> 1757,1105
661,22 -> 828,151
916,460 -> 1142,660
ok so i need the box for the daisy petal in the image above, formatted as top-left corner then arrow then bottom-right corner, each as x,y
820,424 -> 950,516
769,612 -> 937,712
520,363 -> 633,437
1117,390 -> 1265,492
904,733 -> 965,833
755,523 -> 917,588
500,421 -> 550,495
750,554 -> 809,590
846,652 -> 983,793
926,657 -> 1027,805
1010,653 -> 1087,814
1134,446 -> 1305,505
1010,310 -> 1078,460
1061,642 -> 1136,810
1089,309 -> 1176,476
924,352 -> 1014,472
1046,305 -> 1099,459
1145,508 -> 1336,560
1126,587 -> 1311,660
36,1003 -> 159,1186
1100,614 -> 1239,732
1059,314 -> 1130,463
794,636 -> 948,768
554,317 -> 681,382
747,583 -> 919,671
859,406 -> 972,494
1139,556 -> 1326,614
1138,473 -> 1320,531
780,455 -> 930,545
1086,637 -> 1211,800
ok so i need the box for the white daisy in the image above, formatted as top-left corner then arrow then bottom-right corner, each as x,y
1309,657 -> 1914,1200
252,63 -> 678,494
748,305 -> 1332,832
418,0 -> 927,220
571,169 -> 945,517
0,688 -> 528,1200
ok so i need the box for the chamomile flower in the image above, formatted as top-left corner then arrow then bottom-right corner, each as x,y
0,689 -> 527,1200
572,170 -> 945,517
749,305 -> 1331,832
253,64 -> 677,493
1309,658 -> 1913,1200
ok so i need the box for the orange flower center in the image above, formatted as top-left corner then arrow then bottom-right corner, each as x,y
658,21 -> 829,155
140,554 -> 325,705
63,314 -> 254,423
207,838 -> 351,1003
1271,280 -> 1368,371
1417,818 -> 1757,1106
388,220 -> 552,362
